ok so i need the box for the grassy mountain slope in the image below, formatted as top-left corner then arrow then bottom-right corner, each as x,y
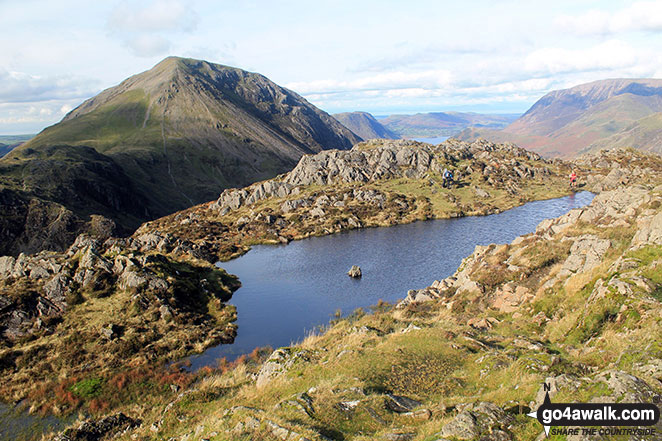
1,146 -> 660,441
333,111 -> 399,140
459,79 -> 662,157
581,111 -> 662,155
0,57 -> 360,255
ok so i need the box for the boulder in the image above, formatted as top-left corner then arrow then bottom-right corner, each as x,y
256,347 -> 312,388
384,394 -> 422,413
437,402 -> 513,440
54,413 -> 141,441
438,410 -> 479,440
347,265 -> 362,278
558,235 -> 611,278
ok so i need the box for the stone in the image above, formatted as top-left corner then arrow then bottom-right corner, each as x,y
336,400 -> 360,412
56,413 -> 141,441
438,410 -> 479,440
402,408 -> 432,421
475,187 -> 490,198
491,283 -> 533,313
101,324 -> 122,340
384,394 -> 422,413
559,235 -> 611,278
467,317 -> 500,330
383,433 -> 416,441
347,265 -> 362,278
256,347 -> 312,388
159,305 -> 174,322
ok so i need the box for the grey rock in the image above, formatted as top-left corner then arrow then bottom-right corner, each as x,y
256,347 -> 312,388
438,410 -> 479,440
55,413 -> 140,441
385,394 -> 422,413
347,265 -> 362,278
281,198 -> 310,213
159,305 -> 174,322
101,324 -> 122,340
336,400 -> 360,412
383,433 -> 416,441
309,207 -> 325,217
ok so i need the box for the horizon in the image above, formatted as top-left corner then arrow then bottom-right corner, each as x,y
4,1 -> 662,134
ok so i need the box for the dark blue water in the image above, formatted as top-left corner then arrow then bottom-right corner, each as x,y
189,192 -> 594,369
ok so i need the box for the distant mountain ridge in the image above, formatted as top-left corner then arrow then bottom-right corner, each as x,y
0,134 -> 33,158
459,78 -> 662,157
0,57 -> 360,255
380,112 -> 518,138
333,111 -> 399,140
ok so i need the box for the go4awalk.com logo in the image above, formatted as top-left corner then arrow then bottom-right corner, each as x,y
527,383 -> 661,438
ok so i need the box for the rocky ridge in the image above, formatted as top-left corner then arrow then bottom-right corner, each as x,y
138,138 -> 570,262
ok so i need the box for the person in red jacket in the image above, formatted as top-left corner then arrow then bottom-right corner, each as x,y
569,171 -> 577,189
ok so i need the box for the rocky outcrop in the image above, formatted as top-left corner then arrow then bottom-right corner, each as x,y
398,185 -> 662,310
256,347 -> 314,388
0,229 -> 240,406
212,139 -> 555,214
348,265 -> 362,278
436,402 -> 514,440
53,413 -> 141,441
576,148 -> 662,192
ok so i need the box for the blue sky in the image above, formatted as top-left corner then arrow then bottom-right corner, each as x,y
2,0 -> 662,134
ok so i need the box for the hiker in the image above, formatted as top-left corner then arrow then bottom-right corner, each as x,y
569,171 -> 577,189
442,168 -> 454,188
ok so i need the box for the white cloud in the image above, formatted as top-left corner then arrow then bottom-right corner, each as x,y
108,0 -> 198,33
0,100 -> 81,129
557,1 -> 662,35
524,40 -> 640,75
125,34 -> 171,57
107,0 -> 198,58
286,69 -> 453,95
0,69 -> 98,103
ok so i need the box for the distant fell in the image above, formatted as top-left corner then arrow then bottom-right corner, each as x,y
459,78 -> 662,157
0,134 -> 33,158
0,56 -> 360,255
380,111 -> 518,138
333,111 -> 399,140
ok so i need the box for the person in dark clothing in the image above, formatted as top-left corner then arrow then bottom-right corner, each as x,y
442,168 -> 454,188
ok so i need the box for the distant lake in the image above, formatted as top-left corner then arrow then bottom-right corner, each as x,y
410,136 -> 450,144
188,191 -> 595,370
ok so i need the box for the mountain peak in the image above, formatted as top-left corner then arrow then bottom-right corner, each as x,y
1,58 -> 359,254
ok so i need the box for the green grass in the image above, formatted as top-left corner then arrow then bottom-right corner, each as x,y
70,378 -> 104,399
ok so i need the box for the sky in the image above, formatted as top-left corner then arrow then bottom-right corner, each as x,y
2,0 -> 662,134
